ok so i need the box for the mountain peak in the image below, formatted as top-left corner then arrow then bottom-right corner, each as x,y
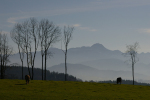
91,43 -> 104,47
91,43 -> 107,50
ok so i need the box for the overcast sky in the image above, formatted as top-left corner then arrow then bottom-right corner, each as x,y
1,0 -> 150,53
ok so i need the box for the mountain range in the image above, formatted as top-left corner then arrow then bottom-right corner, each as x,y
48,63 -> 150,83
9,43 -> 150,83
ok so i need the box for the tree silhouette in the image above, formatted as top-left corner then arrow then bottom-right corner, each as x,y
0,32 -> 13,79
61,26 -> 74,81
39,19 -> 61,80
10,23 -> 25,79
11,18 -> 39,80
123,42 -> 139,85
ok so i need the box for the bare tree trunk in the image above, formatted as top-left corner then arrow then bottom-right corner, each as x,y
32,65 -> 33,80
30,52 -> 34,80
1,59 -> 3,79
22,61 -> 23,79
18,45 -> 24,80
42,55 -> 44,80
132,63 -> 134,85
26,53 -> 31,77
31,38 -> 38,80
44,51 -> 47,80
131,55 -> 135,85
65,51 -> 67,81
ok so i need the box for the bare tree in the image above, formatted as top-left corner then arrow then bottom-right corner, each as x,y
11,18 -> 34,79
11,18 -> 39,80
61,26 -> 74,81
39,19 -> 61,80
28,18 -> 39,80
123,42 -> 139,85
20,20 -> 32,77
38,21 -> 45,80
10,23 -> 25,79
0,32 -> 13,79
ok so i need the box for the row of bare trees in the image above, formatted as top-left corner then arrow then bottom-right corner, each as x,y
0,17 -> 140,84
0,18 -> 140,84
0,32 -> 13,79
10,17 -> 74,80
0,18 -> 139,85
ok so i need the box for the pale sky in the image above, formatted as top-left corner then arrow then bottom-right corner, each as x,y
1,0 -> 150,53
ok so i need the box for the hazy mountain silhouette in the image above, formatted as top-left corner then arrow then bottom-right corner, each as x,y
48,63 -> 150,82
9,43 -> 150,82
10,43 -> 123,67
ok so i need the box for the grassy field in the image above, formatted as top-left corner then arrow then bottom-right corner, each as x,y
0,79 -> 150,100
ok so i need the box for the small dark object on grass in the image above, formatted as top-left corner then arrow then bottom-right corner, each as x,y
117,77 -> 122,84
25,75 -> 30,84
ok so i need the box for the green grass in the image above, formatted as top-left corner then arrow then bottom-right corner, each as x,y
0,79 -> 150,100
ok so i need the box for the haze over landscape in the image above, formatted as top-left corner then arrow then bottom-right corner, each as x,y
9,43 -> 150,83
1,0 -> 150,83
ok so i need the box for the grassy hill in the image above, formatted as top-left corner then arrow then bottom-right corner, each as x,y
0,79 -> 150,100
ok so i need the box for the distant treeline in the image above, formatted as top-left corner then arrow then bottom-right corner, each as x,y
87,80 -> 150,86
1,66 -> 150,86
0,66 -> 82,81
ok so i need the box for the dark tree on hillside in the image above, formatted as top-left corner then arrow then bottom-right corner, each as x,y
11,17 -> 39,80
28,18 -> 39,80
10,23 -> 25,79
0,31 -> 13,79
39,19 -> 61,80
61,26 -> 74,81
123,42 -> 139,85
